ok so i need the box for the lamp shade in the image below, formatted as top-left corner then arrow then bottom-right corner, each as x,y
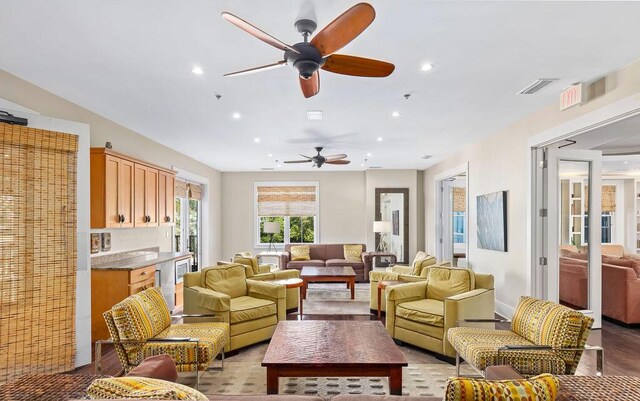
373,221 -> 391,233
264,221 -> 281,234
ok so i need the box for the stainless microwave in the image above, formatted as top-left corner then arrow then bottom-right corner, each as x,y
175,258 -> 190,284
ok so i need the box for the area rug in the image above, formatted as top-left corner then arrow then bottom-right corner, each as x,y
294,283 -> 370,315
178,343 -> 474,400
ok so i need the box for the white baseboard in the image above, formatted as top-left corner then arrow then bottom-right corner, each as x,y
495,299 -> 515,319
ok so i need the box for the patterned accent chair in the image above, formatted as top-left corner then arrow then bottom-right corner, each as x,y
448,296 -> 596,378
385,266 -> 495,359
219,259 -> 301,312
183,263 -> 286,352
369,252 -> 451,314
102,287 -> 229,387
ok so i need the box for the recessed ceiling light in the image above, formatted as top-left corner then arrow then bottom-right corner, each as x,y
360,163 -> 365,167
192,66 -> 204,75
421,63 -> 434,72
391,111 -> 401,118
254,138 -> 260,143
307,110 -> 323,120
367,152 -> 372,157
376,137 -> 383,142
232,112 -> 241,119
268,153 -> 273,157
624,161 -> 629,164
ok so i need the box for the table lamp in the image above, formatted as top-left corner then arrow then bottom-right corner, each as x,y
264,221 -> 281,253
373,221 -> 391,252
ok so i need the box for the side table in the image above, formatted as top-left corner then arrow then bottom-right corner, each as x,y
268,278 -> 304,315
377,280 -> 403,319
370,252 -> 398,269
256,251 -> 285,270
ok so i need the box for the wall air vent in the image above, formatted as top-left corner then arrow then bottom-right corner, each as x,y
260,167 -> 275,171
420,154 -> 433,160
517,78 -> 558,95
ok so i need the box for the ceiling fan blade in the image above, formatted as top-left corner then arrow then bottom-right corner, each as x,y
222,12 -> 300,54
325,153 -> 348,161
322,54 -> 394,77
224,60 -> 287,77
299,154 -> 313,159
325,159 -> 351,165
310,3 -> 375,56
300,71 -> 320,98
284,159 -> 312,163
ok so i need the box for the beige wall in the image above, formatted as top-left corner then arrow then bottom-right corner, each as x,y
424,58 -> 640,316
0,69 -> 223,265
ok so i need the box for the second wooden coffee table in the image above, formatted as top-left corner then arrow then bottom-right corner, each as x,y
262,320 -> 408,395
300,266 -> 357,300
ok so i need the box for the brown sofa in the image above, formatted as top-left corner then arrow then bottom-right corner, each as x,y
560,251 -> 640,324
280,243 -> 372,282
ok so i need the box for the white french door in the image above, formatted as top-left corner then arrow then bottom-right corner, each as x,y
538,148 -> 602,328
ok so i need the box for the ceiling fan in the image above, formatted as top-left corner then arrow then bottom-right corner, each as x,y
284,147 -> 351,168
221,2 -> 395,98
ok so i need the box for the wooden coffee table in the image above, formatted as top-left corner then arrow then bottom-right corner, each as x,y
262,321 -> 408,395
300,266 -> 356,300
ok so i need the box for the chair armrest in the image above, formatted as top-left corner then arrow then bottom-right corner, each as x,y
386,281 -> 428,301
369,270 -> 399,282
272,269 -> 300,279
457,318 -> 511,324
172,313 -> 224,322
496,345 -> 604,376
186,286 -> 230,312
247,279 -> 286,299
361,251 -> 372,263
388,265 -> 414,275
258,264 -> 271,274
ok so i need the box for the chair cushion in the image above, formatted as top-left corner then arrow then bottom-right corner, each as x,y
233,255 -> 261,275
326,259 -> 365,268
126,354 -> 179,382
291,245 -> 311,261
396,299 -> 444,327
111,287 -> 171,343
87,377 -> 207,400
444,373 -> 559,401
447,327 -> 566,377
426,267 -> 474,301
410,252 -> 436,275
202,264 -> 247,299
230,296 -> 277,323
287,260 -> 326,268
343,244 -> 363,262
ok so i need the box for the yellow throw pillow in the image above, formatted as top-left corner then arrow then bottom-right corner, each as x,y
87,377 -> 208,400
291,245 -> 310,261
444,373 -> 559,401
344,244 -> 363,262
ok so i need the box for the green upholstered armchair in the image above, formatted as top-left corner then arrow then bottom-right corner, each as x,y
183,263 -> 286,352
448,296 -> 597,378
385,266 -> 495,359
369,252 -> 451,313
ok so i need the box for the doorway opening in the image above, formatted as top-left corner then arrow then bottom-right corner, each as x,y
435,163 -> 469,267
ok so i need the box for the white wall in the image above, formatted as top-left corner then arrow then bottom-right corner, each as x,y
424,58 -> 640,317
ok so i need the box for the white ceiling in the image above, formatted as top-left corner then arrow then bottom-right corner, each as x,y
2,1 -> 640,172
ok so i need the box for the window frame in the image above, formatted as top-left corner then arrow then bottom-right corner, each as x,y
254,181 -> 320,247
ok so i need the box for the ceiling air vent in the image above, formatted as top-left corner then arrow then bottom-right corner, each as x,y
420,154 -> 433,160
260,167 -> 275,171
517,78 -> 558,95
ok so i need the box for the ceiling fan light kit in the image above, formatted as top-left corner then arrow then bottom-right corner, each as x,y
222,2 -> 395,98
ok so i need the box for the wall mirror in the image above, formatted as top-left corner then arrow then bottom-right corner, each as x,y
375,188 -> 409,264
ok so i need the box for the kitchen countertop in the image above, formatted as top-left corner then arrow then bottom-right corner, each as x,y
91,251 -> 193,270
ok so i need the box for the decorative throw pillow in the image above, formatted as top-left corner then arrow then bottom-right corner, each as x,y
291,245 -> 310,261
126,354 -> 178,382
444,373 -> 559,401
87,377 -> 207,400
344,244 -> 363,262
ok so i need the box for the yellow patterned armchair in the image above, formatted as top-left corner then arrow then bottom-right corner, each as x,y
183,263 -> 286,352
447,296 -> 597,378
369,251 -> 451,314
385,266 -> 494,359
101,287 -> 229,387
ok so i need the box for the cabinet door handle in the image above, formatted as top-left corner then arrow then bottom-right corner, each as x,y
140,271 -> 148,275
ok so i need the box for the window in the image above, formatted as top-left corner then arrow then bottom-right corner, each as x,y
175,180 -> 203,270
584,212 -> 613,244
256,182 -> 319,245
453,211 -> 466,244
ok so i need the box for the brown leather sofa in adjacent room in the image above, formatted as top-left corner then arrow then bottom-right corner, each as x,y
280,243 -> 372,282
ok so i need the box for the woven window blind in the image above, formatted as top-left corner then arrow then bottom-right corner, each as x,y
0,124 -> 78,384
452,187 -> 466,212
585,185 -> 616,212
175,179 -> 203,201
257,185 -> 318,216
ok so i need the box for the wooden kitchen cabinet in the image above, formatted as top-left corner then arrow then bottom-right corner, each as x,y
90,148 -> 175,229
158,170 -> 175,225
134,163 -> 159,227
91,265 -> 156,342
174,282 -> 184,309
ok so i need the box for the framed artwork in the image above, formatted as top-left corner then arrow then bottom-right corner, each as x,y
476,191 -> 507,252
392,210 -> 400,236
90,233 -> 100,254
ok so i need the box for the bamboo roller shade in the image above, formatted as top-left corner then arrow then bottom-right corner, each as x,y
453,187 -> 466,212
0,123 -> 78,385
175,179 -> 203,201
257,185 -> 317,216
584,185 -> 616,212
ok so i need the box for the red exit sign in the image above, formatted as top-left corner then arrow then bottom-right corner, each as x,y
560,83 -> 584,111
